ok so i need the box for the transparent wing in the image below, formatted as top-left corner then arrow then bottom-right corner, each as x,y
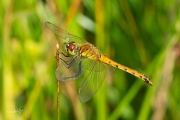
45,21 -> 87,44
55,55 -> 83,82
78,60 -> 106,103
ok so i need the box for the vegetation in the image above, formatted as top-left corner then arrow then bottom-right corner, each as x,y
0,0 -> 180,120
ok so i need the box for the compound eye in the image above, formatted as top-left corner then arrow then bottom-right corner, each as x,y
67,42 -> 76,51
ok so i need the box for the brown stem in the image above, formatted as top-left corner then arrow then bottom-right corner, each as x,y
56,44 -> 60,120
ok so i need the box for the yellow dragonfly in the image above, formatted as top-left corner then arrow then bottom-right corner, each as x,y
45,21 -> 153,103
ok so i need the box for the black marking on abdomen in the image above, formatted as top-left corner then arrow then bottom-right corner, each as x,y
143,77 -> 149,83
115,65 -> 118,68
139,76 -> 142,79
124,68 -> 127,71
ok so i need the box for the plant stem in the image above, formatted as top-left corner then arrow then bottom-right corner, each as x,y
56,44 -> 60,120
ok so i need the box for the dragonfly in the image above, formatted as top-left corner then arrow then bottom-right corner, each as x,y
45,21 -> 153,103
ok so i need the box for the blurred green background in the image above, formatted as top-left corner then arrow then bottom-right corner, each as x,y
1,0 -> 180,120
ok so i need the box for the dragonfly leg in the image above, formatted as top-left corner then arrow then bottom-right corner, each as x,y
57,52 -> 75,65
55,52 -> 70,60
55,60 -> 82,81
59,56 -> 78,69
59,52 -> 70,58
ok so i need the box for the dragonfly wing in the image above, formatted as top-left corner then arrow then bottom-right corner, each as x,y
55,56 -> 82,82
45,22 -> 87,44
78,60 -> 106,103
80,58 -> 105,72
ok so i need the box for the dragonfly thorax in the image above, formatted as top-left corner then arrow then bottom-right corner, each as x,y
78,43 -> 100,60
63,41 -> 78,56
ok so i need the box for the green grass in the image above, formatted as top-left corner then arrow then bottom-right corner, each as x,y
0,0 -> 180,120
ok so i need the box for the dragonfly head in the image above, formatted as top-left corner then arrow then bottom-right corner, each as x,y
63,41 -> 77,56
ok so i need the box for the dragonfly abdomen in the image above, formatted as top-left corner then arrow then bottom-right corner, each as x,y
99,54 -> 153,86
